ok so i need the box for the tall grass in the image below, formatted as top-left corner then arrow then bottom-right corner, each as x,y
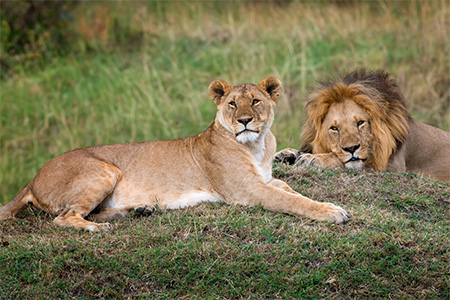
1,1 -> 449,200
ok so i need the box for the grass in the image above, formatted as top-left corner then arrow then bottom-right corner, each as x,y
1,1 -> 449,299
1,1 -> 449,201
1,164 -> 449,299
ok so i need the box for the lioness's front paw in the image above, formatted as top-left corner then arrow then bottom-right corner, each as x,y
135,205 -> 156,217
314,203 -> 350,224
273,148 -> 299,165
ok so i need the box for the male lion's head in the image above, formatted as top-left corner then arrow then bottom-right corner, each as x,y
209,77 -> 282,144
301,69 -> 410,171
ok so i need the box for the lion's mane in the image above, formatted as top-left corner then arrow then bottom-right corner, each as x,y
300,69 -> 411,171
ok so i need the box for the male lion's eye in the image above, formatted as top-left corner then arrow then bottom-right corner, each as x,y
330,126 -> 338,131
252,99 -> 260,106
357,121 -> 365,127
228,101 -> 236,108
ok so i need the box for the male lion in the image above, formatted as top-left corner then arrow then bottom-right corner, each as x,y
274,70 -> 450,182
1,77 -> 349,231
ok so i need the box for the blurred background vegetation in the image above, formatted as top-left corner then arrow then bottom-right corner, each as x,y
1,0 -> 449,203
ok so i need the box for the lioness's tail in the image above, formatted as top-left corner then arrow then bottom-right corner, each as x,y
0,183 -> 34,221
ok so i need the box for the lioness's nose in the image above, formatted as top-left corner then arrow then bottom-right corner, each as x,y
238,117 -> 253,126
343,145 -> 360,154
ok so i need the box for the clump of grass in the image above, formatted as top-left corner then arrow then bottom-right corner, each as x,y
1,164 -> 448,299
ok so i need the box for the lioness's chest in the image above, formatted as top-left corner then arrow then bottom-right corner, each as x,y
248,142 -> 272,183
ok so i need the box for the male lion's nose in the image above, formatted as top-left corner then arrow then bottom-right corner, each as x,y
343,145 -> 360,154
238,117 -> 253,126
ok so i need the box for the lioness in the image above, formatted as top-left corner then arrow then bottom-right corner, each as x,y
1,77 -> 349,231
274,70 -> 450,182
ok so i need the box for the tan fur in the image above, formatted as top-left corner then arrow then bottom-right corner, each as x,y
1,77 -> 349,232
274,70 -> 450,182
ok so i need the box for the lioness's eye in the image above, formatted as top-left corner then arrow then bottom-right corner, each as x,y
330,126 -> 338,131
228,101 -> 236,108
252,99 -> 260,106
357,121 -> 365,127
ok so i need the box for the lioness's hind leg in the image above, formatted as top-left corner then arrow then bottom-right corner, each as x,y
53,183 -> 119,231
48,160 -> 122,231
54,210 -> 112,232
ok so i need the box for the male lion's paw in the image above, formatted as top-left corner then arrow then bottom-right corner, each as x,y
296,153 -> 319,166
273,148 -> 299,165
296,153 -> 344,169
316,203 -> 350,224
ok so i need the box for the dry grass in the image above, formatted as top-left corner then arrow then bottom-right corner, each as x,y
75,1 -> 449,129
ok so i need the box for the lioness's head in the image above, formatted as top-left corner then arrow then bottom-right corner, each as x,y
301,70 -> 410,171
209,77 -> 282,144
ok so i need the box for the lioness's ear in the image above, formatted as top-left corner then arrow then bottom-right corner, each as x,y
258,77 -> 282,102
209,80 -> 231,105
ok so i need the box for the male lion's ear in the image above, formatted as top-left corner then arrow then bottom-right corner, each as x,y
209,80 -> 231,105
258,77 -> 282,102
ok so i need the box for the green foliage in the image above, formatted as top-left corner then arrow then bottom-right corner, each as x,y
0,1 -> 79,75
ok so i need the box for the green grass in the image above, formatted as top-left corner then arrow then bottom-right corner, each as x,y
1,1 -> 449,201
1,1 -> 449,298
1,165 -> 449,299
